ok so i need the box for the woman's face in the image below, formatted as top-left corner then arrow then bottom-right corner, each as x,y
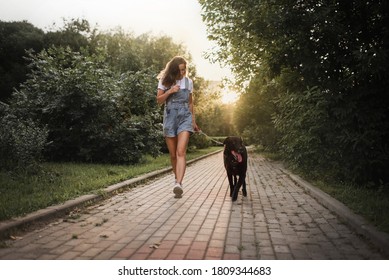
178,63 -> 186,79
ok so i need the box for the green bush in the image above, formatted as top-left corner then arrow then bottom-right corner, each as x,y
189,133 -> 211,149
274,86 -> 333,175
0,103 -> 48,171
10,47 -> 162,164
274,83 -> 389,185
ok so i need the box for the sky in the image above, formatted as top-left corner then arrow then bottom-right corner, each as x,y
0,0 -> 232,82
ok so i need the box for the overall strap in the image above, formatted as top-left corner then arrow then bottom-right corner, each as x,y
184,77 -> 189,90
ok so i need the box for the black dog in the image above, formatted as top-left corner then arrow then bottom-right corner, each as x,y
223,136 -> 248,201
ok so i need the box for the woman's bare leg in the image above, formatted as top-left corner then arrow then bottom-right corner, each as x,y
175,131 -> 190,184
165,136 -> 178,179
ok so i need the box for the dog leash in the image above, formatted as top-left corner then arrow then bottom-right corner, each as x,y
196,130 -> 224,146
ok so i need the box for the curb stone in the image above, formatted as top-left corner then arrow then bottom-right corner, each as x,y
0,149 -> 223,238
280,166 -> 389,257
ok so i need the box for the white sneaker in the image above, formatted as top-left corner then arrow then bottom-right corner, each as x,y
173,183 -> 183,198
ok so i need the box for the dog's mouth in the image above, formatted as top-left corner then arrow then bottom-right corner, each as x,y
231,150 -> 243,163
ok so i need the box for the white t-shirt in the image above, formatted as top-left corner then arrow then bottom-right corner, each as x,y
158,77 -> 193,93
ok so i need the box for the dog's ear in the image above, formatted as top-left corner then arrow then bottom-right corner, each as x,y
223,137 -> 229,145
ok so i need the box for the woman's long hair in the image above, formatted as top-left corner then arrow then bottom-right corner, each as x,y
158,56 -> 187,87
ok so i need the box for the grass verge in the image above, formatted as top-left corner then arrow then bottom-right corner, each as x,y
312,180 -> 389,234
0,147 -> 221,221
255,147 -> 389,235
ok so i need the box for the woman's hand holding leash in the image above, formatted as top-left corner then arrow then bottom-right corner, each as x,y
193,122 -> 200,133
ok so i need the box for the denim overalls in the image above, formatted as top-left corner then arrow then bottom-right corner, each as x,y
163,77 -> 193,137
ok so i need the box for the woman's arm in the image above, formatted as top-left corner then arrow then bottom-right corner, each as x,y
189,93 -> 200,132
156,85 -> 180,105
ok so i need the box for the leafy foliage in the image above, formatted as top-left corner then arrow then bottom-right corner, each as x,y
0,18 -> 227,169
43,18 -> 94,52
234,73 -> 279,149
194,79 -> 236,137
0,20 -> 45,102
96,29 -> 190,75
11,47 -> 161,164
0,102 -> 48,171
200,0 -> 389,184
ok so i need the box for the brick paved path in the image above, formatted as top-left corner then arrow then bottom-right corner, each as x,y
0,152 -> 385,259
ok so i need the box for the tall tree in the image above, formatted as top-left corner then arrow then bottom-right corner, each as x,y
200,0 -> 389,184
44,18 -> 95,51
0,21 -> 44,102
93,29 -> 190,74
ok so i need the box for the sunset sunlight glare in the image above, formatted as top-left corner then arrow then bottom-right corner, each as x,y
221,90 -> 239,104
